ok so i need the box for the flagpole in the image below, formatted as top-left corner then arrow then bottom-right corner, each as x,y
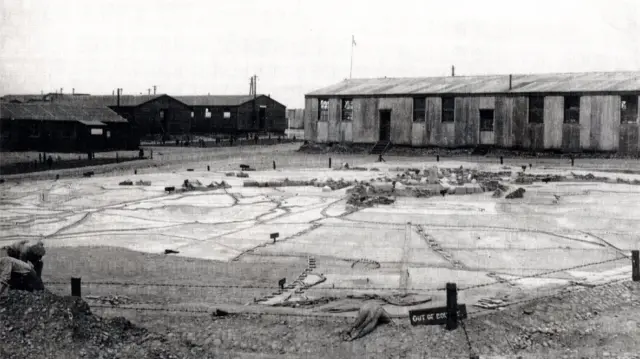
350,35 -> 354,79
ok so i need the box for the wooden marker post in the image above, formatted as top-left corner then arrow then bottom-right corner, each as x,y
270,232 -> 279,244
71,277 -> 81,297
446,282 -> 458,330
632,250 -> 640,282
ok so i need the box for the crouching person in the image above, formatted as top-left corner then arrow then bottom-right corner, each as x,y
1,240 -> 46,278
0,256 -> 45,298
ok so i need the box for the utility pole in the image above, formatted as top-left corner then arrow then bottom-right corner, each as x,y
153,85 -> 157,95
252,75 -> 258,132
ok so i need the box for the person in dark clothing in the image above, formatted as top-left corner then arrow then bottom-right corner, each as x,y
47,156 -> 53,170
0,256 -> 45,297
1,240 -> 46,279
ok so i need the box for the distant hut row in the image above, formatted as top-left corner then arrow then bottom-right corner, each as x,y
0,93 -> 288,152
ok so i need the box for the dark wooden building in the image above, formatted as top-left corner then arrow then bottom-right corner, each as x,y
0,103 -> 135,152
304,71 -> 640,154
57,94 -> 192,140
176,95 -> 287,135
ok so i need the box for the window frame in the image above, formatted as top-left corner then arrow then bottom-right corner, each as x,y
413,97 -> 426,122
563,96 -> 581,124
479,109 -> 495,132
528,96 -> 545,124
28,123 -> 40,138
341,99 -> 353,122
441,97 -> 455,123
318,99 -> 329,122
621,95 -> 638,123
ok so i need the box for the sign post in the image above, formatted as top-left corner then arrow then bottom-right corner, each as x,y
270,232 -> 279,244
409,304 -> 467,326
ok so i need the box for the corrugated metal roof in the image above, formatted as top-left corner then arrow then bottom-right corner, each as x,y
174,95 -> 261,107
0,103 -> 128,123
1,94 -> 92,103
55,94 -> 167,107
306,71 -> 640,96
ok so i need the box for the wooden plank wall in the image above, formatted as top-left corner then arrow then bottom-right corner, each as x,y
494,97 -> 513,147
562,124 -> 581,151
511,97 -> 528,148
579,96 -> 592,149
352,98 -> 378,143
411,123 -> 426,146
327,98 -> 341,142
543,96 -> 563,149
596,96 -> 620,151
303,97 -> 317,141
619,123 -> 639,154
619,95 -> 640,154
379,97 -> 412,145
454,98 -> 478,146
339,122 -> 353,142
427,97 -> 444,146
524,124 -> 544,149
316,121 -> 328,142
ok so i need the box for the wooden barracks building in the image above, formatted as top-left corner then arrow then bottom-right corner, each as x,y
304,71 -> 640,154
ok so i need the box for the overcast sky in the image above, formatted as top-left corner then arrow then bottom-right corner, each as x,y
1,0 -> 638,108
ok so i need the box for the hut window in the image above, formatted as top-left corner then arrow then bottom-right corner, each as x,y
563,96 -> 580,124
413,98 -> 426,122
223,108 -> 231,119
341,99 -> 353,121
528,96 -> 544,123
479,109 -> 494,131
61,128 -> 73,138
441,97 -> 455,123
28,124 -> 40,137
90,128 -> 103,135
205,108 -> 212,118
318,99 -> 329,121
190,111 -> 194,118
621,96 -> 638,123
159,110 -> 165,118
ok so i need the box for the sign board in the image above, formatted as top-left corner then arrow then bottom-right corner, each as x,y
270,232 -> 279,239
409,304 -> 467,326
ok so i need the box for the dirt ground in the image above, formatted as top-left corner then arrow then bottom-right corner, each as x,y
2,143 -> 640,358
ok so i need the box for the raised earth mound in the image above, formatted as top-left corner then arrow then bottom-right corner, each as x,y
0,291 -> 214,359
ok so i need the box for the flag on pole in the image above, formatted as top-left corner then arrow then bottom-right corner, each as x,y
352,35 -> 356,47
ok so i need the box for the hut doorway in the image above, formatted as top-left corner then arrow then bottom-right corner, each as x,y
379,110 -> 391,141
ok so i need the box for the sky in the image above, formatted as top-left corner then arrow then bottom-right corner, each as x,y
0,0 -> 638,108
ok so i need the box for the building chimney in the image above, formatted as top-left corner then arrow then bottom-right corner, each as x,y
148,88 -> 151,96
451,66 -> 455,77
509,74 -> 512,90
72,88 -> 75,95
60,88 -> 63,95
117,88 -> 121,107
